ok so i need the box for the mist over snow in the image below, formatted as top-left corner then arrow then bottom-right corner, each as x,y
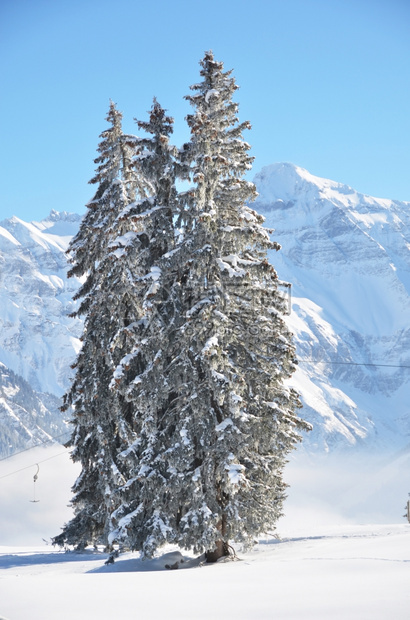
1,445 -> 409,549
0,445 -> 79,547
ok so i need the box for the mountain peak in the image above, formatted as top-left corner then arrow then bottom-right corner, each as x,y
40,210 -> 82,224
252,163 -> 410,451
253,162 -> 356,206
31,211 -> 83,238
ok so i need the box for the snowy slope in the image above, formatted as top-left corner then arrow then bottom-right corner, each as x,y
254,163 -> 410,451
1,524 -> 409,620
0,363 -> 68,458
0,210 -> 83,396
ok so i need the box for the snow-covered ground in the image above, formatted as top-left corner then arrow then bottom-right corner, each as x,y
1,524 -> 409,620
1,445 -> 409,619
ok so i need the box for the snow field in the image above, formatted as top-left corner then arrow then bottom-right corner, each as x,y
1,445 -> 409,618
0,525 -> 409,619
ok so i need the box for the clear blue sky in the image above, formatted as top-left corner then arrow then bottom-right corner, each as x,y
1,0 -> 409,222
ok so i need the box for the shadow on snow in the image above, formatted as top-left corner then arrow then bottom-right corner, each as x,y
0,549 -> 103,570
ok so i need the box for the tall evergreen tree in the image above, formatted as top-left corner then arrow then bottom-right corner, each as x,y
109,53 -> 310,561
53,102 -> 150,549
107,99 -> 185,556
166,51 -> 311,560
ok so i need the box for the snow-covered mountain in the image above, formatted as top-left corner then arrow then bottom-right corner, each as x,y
1,166 -> 409,454
0,210 -> 82,457
254,163 -> 410,451
0,210 -> 83,396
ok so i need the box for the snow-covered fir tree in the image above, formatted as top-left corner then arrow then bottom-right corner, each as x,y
108,52 -> 310,561
165,51 -> 311,560
53,102 -> 150,549
107,99 -> 187,557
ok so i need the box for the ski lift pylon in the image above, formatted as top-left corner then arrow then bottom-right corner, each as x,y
30,463 -> 40,503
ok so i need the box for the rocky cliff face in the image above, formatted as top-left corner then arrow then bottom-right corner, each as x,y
254,163 -> 410,451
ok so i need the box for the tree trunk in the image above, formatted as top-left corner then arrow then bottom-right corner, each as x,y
205,539 -> 231,563
205,515 -> 231,563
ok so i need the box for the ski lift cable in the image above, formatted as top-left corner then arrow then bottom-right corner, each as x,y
0,431 -> 71,463
0,449 -> 72,481
298,359 -> 410,369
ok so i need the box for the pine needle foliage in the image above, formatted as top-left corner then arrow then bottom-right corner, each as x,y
53,102 -> 150,549
107,99 -> 185,557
